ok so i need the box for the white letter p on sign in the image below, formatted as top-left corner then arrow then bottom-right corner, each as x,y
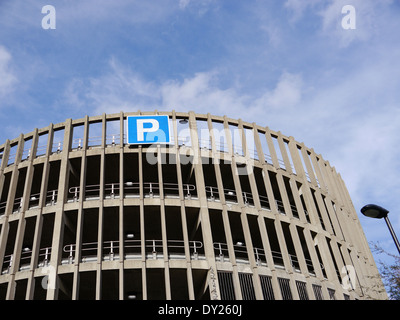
136,119 -> 159,141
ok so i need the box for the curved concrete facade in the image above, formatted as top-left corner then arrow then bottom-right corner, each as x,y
0,111 -> 386,300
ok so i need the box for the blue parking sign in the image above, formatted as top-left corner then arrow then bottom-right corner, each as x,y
127,115 -> 171,145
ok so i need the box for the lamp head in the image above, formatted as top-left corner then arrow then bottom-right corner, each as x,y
361,204 -> 389,219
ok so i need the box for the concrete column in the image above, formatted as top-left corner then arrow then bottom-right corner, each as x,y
236,120 -> 266,300
286,137 -> 305,181
47,119 -> 73,300
174,111 -> 195,300
276,133 -> 293,175
72,116 -> 89,300
312,191 -> 335,236
6,130 -> 39,299
1,135 -> 24,299
221,117 -> 243,300
299,144 -> 319,188
188,111 -> 220,300
0,140 -> 10,280
301,226 -> 325,279
157,145 -> 171,300
315,234 -> 343,298
308,150 -> 328,192
257,215 -> 282,299
118,112 -> 125,300
287,176 -> 309,223
25,124 -> 54,299
94,116 -> 107,300
263,128 -> 280,169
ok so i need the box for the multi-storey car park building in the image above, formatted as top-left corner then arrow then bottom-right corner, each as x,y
0,111 -> 386,300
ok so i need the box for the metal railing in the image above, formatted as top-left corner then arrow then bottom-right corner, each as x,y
198,139 -> 246,156
0,182 -> 308,223
2,246 -> 52,275
204,185 -> 305,218
204,186 -> 270,208
2,238 -> 324,277
68,182 -> 196,201
71,134 -> 124,149
0,189 -> 58,216
213,242 -> 323,275
62,239 -> 203,262
0,182 -> 313,229
1,239 -> 203,274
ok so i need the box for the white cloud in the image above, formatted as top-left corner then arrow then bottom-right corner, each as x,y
160,71 -> 249,116
177,0 -> 217,16
65,62 -> 250,119
179,0 -> 191,9
64,59 -> 160,116
336,109 -> 400,201
284,0 -> 322,22
0,46 -> 17,98
256,72 -> 303,110
65,59 -> 306,124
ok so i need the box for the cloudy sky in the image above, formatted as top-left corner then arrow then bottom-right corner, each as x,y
1,0 -> 400,285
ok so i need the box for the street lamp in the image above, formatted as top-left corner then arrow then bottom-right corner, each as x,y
360,204 -> 400,255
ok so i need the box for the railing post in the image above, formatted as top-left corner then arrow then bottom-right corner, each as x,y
44,248 -> 49,266
73,187 -> 78,202
110,241 -> 114,261
51,190 -> 56,205
208,187 -> 214,200
8,254 -> 13,273
255,247 -> 260,266
186,184 -> 191,199
69,245 -> 74,264
218,243 -> 224,262
192,241 -> 198,260
152,240 -> 157,259
243,192 -> 248,205
111,183 -> 115,199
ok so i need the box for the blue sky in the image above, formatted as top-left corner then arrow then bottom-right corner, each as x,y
1,0 -> 400,290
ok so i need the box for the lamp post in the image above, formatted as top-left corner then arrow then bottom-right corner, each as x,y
360,204 -> 400,255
